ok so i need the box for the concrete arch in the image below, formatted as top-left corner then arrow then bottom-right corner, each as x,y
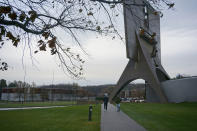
112,77 -> 145,100
109,58 -> 167,102
109,31 -> 169,103
110,75 -> 160,103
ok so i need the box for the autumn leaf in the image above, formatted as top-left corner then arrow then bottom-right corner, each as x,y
0,6 -> 11,14
66,48 -> 70,51
13,41 -> 18,47
8,12 -> 17,20
6,32 -> 15,40
167,3 -> 175,9
110,5 -> 115,8
48,37 -> 56,48
13,38 -> 20,47
28,11 -> 37,22
19,12 -> 26,22
42,32 -> 50,39
0,26 -> 6,36
39,44 -> 46,51
96,26 -> 101,31
38,40 -> 44,46
87,12 -> 93,16
51,48 -> 57,55
79,9 -> 83,13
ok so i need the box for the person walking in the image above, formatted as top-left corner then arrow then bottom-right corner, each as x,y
103,93 -> 109,110
115,96 -> 121,112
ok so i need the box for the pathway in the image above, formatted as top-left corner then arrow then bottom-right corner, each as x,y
0,106 -> 67,111
101,103 -> 146,131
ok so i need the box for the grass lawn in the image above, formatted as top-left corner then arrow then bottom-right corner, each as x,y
0,104 -> 100,131
0,101 -> 76,108
121,102 -> 197,131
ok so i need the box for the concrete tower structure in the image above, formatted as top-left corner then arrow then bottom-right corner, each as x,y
109,0 -> 170,103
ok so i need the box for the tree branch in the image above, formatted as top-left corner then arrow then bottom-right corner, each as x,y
0,19 -> 45,35
90,0 -> 123,4
90,0 -> 145,6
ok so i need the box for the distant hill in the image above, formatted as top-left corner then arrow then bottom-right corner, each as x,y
37,83 -> 145,97
82,83 -> 145,96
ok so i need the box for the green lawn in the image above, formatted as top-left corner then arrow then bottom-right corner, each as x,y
0,101 -> 76,108
0,104 -> 100,131
121,102 -> 197,131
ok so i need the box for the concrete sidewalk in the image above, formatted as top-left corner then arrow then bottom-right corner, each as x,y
101,103 -> 146,131
0,106 -> 67,111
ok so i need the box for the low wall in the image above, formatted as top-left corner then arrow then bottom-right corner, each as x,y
1,93 -> 95,102
146,77 -> 197,103
161,77 -> 197,103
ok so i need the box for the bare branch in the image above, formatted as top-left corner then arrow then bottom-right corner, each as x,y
0,19 -> 45,34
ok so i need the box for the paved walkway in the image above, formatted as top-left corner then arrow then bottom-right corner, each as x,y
101,103 -> 146,131
0,106 -> 67,111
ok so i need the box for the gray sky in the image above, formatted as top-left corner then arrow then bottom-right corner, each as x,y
1,0 -> 197,86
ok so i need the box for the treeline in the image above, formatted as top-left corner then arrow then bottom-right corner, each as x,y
0,79 -> 146,101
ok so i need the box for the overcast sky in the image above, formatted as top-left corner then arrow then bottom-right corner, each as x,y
1,0 -> 197,86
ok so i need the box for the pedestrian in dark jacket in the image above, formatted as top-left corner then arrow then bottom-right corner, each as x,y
103,93 -> 109,110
